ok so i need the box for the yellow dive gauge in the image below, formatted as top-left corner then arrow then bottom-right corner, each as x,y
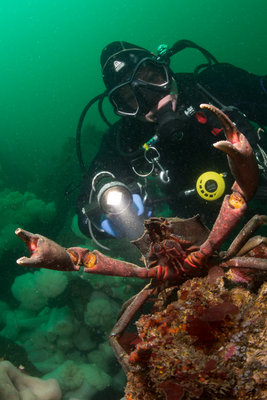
196,171 -> 225,201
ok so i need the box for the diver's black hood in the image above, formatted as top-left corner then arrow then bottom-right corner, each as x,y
100,41 -> 154,91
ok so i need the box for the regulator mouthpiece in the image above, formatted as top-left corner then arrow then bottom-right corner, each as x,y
156,101 -> 181,138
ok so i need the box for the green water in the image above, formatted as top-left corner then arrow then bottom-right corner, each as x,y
0,1 -> 266,399
0,0 -> 266,172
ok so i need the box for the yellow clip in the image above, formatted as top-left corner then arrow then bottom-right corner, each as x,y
143,143 -> 149,151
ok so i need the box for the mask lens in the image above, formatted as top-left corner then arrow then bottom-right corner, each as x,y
110,84 -> 138,114
108,59 -> 170,116
134,60 -> 168,85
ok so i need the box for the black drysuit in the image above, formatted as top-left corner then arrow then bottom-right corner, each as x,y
78,63 -> 267,237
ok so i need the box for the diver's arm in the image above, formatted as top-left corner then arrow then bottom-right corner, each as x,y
76,123 -> 149,240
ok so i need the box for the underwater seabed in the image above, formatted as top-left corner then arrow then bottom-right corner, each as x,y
1,266 -> 266,399
124,275 -> 267,400
0,265 -> 134,399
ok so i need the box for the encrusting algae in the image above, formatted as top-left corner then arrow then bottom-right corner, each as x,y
124,274 -> 267,400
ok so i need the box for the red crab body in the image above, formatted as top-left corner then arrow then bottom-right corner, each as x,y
132,216 -> 211,283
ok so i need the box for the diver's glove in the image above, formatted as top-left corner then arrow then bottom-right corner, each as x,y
101,194 -> 152,239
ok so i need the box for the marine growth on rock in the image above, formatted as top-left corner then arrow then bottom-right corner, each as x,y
125,275 -> 267,400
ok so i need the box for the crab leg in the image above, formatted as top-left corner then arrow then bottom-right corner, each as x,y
15,228 -> 173,281
109,283 -> 156,372
203,103 -> 259,201
220,214 -> 267,259
185,104 -> 259,267
15,228 -> 148,277
220,257 -> 267,271
15,228 -> 78,271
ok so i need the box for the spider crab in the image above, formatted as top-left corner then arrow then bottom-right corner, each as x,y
15,104 -> 267,373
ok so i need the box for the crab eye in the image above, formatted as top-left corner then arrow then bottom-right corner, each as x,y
165,240 -> 175,248
153,243 -> 162,254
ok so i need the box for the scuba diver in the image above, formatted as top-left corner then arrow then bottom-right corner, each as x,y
76,39 -> 267,249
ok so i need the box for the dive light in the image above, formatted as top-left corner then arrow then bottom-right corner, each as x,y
82,171 -> 133,218
82,171 -> 145,247
97,181 -> 133,215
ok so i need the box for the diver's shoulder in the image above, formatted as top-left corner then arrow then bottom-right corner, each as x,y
174,63 -> 244,82
197,62 -> 249,79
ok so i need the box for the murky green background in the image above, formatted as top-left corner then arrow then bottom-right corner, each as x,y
0,0 -> 266,174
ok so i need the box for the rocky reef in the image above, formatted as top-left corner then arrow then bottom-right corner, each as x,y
125,273 -> 266,400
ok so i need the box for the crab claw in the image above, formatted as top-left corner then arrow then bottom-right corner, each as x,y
15,228 -> 75,271
200,103 -> 259,201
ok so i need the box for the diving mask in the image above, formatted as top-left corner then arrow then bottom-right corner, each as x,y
108,58 -> 172,116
